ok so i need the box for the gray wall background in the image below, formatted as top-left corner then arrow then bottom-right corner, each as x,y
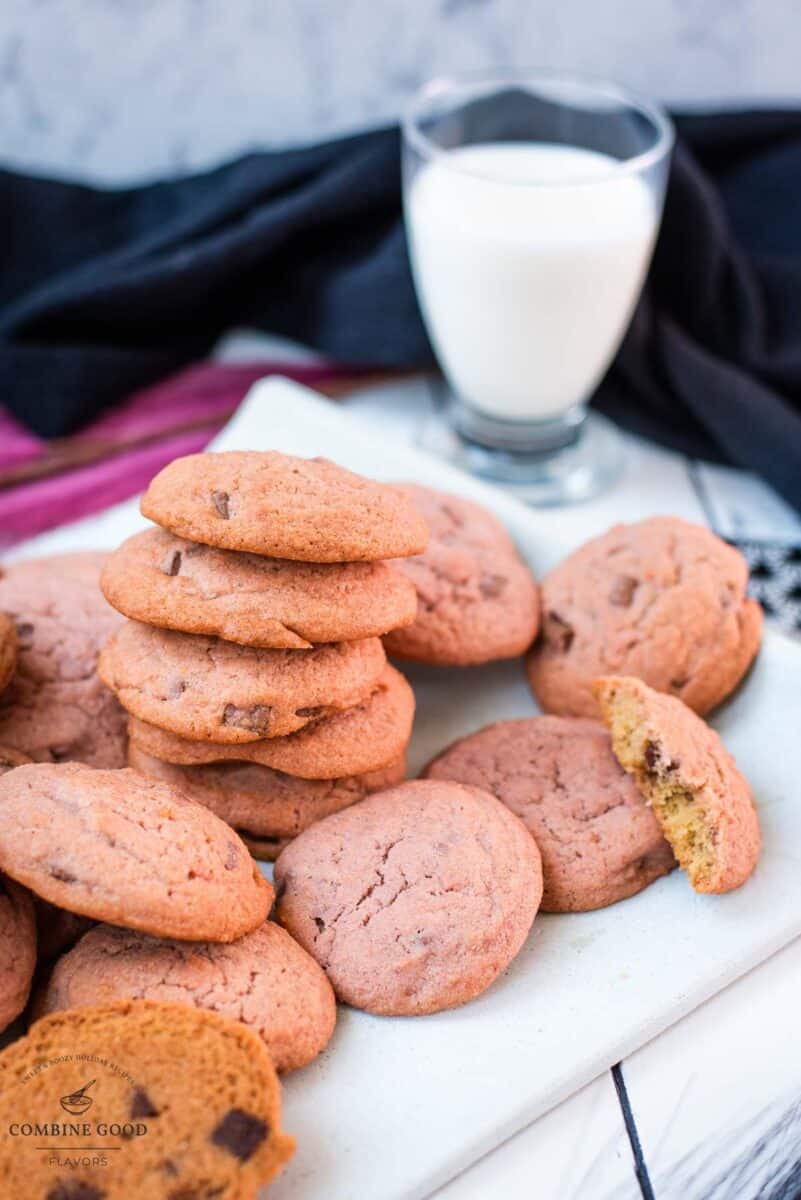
1,0 -> 799,182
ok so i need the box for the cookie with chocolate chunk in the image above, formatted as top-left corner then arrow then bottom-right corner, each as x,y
527,517 -> 763,718
384,485 -> 540,666
128,664 -> 415,780
595,674 -> 760,894
425,716 -> 674,912
0,873 -> 36,1033
0,614 -> 17,695
275,779 -> 542,1015
129,745 -> 406,858
0,763 -> 272,941
39,920 -> 336,1073
0,1000 -> 294,1198
100,621 -> 386,742
141,450 -> 429,561
0,553 -> 127,767
101,527 -> 418,649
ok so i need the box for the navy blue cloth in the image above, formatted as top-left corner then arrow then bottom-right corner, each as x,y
2,113 -> 801,512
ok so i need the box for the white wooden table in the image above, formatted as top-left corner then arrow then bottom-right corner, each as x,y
334,370 -> 801,1200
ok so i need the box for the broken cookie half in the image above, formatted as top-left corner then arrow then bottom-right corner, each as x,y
594,675 -> 760,894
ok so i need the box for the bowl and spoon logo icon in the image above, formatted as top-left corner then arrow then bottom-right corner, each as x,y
59,1079 -> 96,1116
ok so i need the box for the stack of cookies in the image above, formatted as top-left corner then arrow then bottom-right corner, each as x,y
98,449 -> 427,857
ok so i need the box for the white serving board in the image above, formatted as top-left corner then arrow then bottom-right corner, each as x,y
11,379 -> 801,1200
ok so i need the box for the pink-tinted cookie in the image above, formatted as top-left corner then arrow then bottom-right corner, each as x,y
0,745 -> 31,775
0,763 -> 272,940
33,897 -> 96,962
141,450 -> 429,561
274,780 -> 542,1015
0,553 -> 128,766
384,485 -> 540,665
101,528 -> 418,649
128,664 -> 415,779
37,920 -> 336,1073
0,874 -> 36,1033
100,621 -> 387,742
128,745 -> 406,857
425,716 -> 674,911
0,614 -> 17,695
595,675 -> 761,893
527,518 -> 763,718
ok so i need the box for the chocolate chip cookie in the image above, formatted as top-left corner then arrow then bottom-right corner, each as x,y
33,897 -> 96,962
129,745 -> 406,858
425,716 -> 674,911
0,1000 -> 295,1198
0,553 -> 128,767
128,664 -> 415,779
100,621 -> 387,742
0,763 -> 272,941
0,873 -> 36,1033
384,485 -> 540,665
101,528 -> 418,648
39,920 -> 336,1073
527,517 -> 763,718
141,450 -> 429,561
595,675 -> 761,893
275,779 -> 542,1015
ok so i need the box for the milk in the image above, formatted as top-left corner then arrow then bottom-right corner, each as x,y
406,142 -> 658,423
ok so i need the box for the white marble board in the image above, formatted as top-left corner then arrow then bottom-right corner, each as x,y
12,378 -> 801,1200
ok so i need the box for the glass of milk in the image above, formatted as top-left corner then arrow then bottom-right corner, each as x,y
402,72 -> 674,503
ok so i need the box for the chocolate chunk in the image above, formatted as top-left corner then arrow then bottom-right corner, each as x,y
50,865 -> 77,883
670,677 -> 688,691
161,549 -> 183,577
479,574 -> 508,599
296,706 -> 325,719
15,621 -> 34,644
644,740 -> 679,773
314,916 -> 325,932
547,612 -> 574,652
47,1183 -> 105,1200
224,841 -> 240,871
644,741 -> 660,770
211,491 -> 230,519
609,575 -> 638,607
130,1086 -> 159,1118
222,704 -> 273,734
169,678 -> 187,699
210,1108 -> 268,1161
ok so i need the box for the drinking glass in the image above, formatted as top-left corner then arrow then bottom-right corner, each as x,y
402,71 -> 674,504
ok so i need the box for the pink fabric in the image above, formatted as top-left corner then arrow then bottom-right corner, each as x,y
0,361 -> 349,549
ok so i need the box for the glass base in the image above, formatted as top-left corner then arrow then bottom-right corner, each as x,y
420,399 -> 623,506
